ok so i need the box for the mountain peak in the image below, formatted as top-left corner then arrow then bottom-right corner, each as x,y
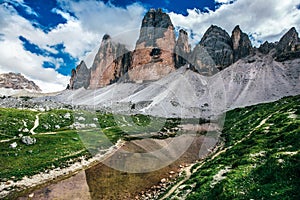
141,8 -> 173,29
196,25 -> 233,72
175,29 -> 191,68
136,9 -> 174,48
129,9 -> 176,83
0,72 -> 41,92
231,25 -> 253,62
68,10 -> 300,90
69,61 -> 90,90
102,34 -> 111,41
275,27 -> 300,61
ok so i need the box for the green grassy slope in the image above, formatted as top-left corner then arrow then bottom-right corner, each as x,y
0,108 -> 186,181
182,95 -> 300,200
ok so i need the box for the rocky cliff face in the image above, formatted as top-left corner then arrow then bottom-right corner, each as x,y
257,27 -> 300,61
89,34 -> 131,89
129,8 -> 176,82
68,9 -> 300,90
0,72 -> 41,92
190,25 -> 234,75
174,29 -> 191,69
69,61 -> 90,89
231,25 -> 253,62
275,27 -> 300,61
258,41 -> 276,54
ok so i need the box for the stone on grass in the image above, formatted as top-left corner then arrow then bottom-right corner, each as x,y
9,142 -> 17,148
21,136 -> 36,145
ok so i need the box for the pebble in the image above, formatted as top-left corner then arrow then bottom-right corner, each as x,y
161,178 -> 166,183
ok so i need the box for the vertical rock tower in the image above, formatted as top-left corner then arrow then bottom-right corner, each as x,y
129,8 -> 176,82
174,29 -> 191,69
231,25 -> 253,62
89,34 -> 131,89
69,61 -> 90,89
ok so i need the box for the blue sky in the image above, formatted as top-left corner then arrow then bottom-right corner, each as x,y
0,0 -> 299,92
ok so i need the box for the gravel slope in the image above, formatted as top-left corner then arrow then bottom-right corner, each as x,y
51,55 -> 300,118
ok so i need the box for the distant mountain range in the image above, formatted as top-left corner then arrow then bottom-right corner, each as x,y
58,9 -> 300,118
68,8 -> 300,90
0,72 -> 41,95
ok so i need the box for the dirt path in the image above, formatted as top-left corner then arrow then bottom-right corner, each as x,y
160,114 -> 274,199
160,164 -> 194,200
0,138 -> 15,143
30,113 -> 41,135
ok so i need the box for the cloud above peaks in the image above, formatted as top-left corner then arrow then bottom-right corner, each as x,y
169,0 -> 300,46
0,0 -> 146,92
57,0 -> 146,49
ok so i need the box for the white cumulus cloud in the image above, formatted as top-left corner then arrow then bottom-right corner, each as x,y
169,0 -> 300,46
0,0 -> 146,92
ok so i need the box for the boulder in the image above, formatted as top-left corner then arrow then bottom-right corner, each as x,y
21,136 -> 36,145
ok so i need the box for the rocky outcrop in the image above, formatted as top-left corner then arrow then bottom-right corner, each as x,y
275,27 -> 300,61
0,72 -> 41,92
174,29 -> 191,68
258,41 -> 276,54
129,8 -> 176,82
231,25 -> 253,62
89,34 -> 131,89
276,27 -> 299,53
190,25 -> 233,75
258,27 -> 300,61
69,61 -> 90,89
68,9 -> 300,89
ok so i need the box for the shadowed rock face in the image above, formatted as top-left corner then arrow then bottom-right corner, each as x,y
68,9 -> 300,90
89,34 -> 131,89
136,8 -> 174,47
258,41 -> 276,54
190,25 -> 233,75
175,29 -> 191,69
70,61 -> 90,89
275,27 -> 300,61
231,25 -> 253,62
276,27 -> 299,53
257,27 -> 300,61
129,8 -> 176,83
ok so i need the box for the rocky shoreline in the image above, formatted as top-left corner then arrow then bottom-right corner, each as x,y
0,140 -> 125,199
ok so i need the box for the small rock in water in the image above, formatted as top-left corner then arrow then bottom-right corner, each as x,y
9,142 -> 17,149
161,178 -> 167,183
21,136 -> 36,145
28,193 -> 34,198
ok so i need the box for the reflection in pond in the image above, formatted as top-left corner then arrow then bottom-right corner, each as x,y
18,124 -> 220,200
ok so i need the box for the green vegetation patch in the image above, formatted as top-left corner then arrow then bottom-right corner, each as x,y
185,95 -> 300,200
0,130 -> 90,180
35,109 -> 74,133
0,108 -> 37,140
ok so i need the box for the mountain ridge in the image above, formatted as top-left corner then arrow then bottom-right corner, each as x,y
68,9 -> 300,90
54,54 -> 300,119
0,72 -> 41,92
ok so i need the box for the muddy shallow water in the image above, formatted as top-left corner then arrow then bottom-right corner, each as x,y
18,130 -> 220,200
